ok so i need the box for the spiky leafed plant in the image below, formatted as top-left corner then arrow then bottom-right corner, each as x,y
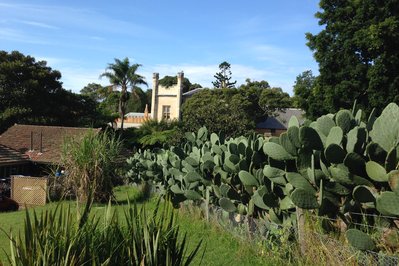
61,129 -> 122,204
6,200 -> 203,266
100,58 -> 147,130
137,119 -> 181,148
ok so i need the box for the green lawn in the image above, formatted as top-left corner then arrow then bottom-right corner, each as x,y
0,186 -> 280,265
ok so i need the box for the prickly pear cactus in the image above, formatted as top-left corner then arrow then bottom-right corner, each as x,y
126,103 -> 399,251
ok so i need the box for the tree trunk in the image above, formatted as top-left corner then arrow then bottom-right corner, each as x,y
119,86 -> 127,130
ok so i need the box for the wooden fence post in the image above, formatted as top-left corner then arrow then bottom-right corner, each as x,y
296,206 -> 307,256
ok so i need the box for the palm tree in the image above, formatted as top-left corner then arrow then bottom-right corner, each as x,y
100,57 -> 147,130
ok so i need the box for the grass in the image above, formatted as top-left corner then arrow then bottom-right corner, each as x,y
0,186 -> 280,265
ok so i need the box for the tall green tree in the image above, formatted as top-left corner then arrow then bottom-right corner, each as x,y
80,83 -> 109,102
239,79 -> 292,120
292,70 -> 326,119
305,0 -> 399,116
0,50 -> 104,133
182,89 -> 254,137
182,82 -> 291,137
212,61 -> 237,89
100,58 -> 147,130
258,87 -> 292,116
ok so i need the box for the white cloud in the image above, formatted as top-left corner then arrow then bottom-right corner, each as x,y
139,63 -> 295,93
0,2 -> 163,41
0,28 -> 50,44
251,44 -> 292,64
17,20 -> 59,30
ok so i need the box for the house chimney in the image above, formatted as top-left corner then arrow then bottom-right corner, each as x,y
30,131 -> 33,151
144,104 -> 149,120
40,131 -> 43,153
151,73 -> 159,120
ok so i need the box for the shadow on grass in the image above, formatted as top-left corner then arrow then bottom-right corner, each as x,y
112,183 -> 152,205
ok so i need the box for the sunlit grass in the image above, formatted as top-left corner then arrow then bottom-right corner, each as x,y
0,186 -> 278,265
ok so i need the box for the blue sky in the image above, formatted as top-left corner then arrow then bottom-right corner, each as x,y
0,0 -> 321,94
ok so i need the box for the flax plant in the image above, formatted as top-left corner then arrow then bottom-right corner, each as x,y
6,200 -> 202,265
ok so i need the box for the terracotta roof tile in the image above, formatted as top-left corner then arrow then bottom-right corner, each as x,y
0,124 -> 101,164
0,144 -> 29,166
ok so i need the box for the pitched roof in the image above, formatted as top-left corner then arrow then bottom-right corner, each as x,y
0,124 -> 101,164
182,88 -> 203,97
0,144 -> 29,166
256,108 -> 305,130
274,108 -> 305,128
256,116 -> 286,130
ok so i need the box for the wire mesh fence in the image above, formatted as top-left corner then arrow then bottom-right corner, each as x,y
178,200 -> 399,266
11,175 -> 47,207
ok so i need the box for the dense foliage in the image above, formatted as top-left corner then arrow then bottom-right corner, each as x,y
80,83 -> 151,118
0,51 -> 105,133
300,0 -> 399,117
158,75 -> 202,93
128,102 -> 399,253
136,119 -> 182,148
182,81 -> 291,138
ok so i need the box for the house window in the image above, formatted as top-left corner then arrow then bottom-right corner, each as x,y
162,105 -> 171,120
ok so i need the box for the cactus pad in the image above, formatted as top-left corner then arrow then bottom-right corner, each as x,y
286,172 -> 315,193
335,109 -> 355,134
324,144 -> 346,164
316,115 -> 336,137
299,126 -> 324,150
290,188 -> 319,209
370,103 -> 399,152
346,229 -> 375,251
353,185 -> 376,203
263,142 -> 294,161
376,192 -> 399,216
219,197 -> 237,212
388,170 -> 399,195
184,190 -> 202,200
326,126 -> 343,146
287,126 -> 301,148
366,161 -> 388,182
238,170 -> 259,186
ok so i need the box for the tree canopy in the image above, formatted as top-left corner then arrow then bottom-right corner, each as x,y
292,70 -> 325,120
212,61 -> 237,89
239,79 -> 292,118
100,58 -> 147,129
302,0 -> 399,117
80,83 -> 110,102
158,75 -> 202,93
0,50 -> 104,133
182,89 -> 255,137
182,80 -> 292,137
